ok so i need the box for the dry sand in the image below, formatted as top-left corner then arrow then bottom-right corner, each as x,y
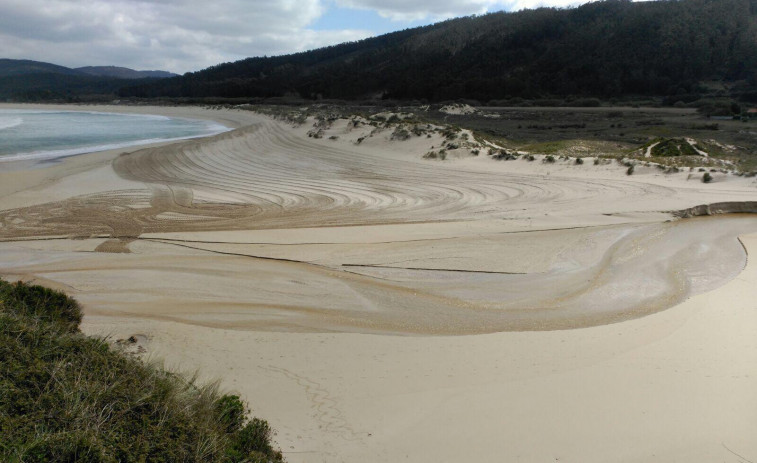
1,104 -> 756,461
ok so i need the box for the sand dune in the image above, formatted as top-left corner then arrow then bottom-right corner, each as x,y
1,104 -> 756,461
1,107 -> 756,333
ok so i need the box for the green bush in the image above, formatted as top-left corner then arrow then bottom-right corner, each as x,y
0,281 -> 82,331
226,418 -> 279,462
650,138 -> 699,157
0,279 -> 284,463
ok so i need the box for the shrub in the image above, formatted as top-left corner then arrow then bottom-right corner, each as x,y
215,394 -> 247,434
441,127 -> 459,140
702,172 -> 713,183
0,279 -> 284,463
391,127 -> 411,141
227,418 -> 278,461
626,165 -> 635,175
423,150 -> 447,160
0,281 -> 82,331
575,157 -> 584,165
492,150 -> 518,161
544,155 -> 556,163
650,138 -> 699,157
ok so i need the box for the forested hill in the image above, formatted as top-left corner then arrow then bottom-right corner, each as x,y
0,59 -> 176,101
0,59 -> 83,78
76,66 -> 178,79
120,0 -> 757,103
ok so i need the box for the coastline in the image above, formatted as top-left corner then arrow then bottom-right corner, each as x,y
0,103 -> 756,461
0,103 -> 231,166
0,103 -> 258,206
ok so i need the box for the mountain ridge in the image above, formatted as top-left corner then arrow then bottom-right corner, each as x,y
119,0 -> 757,103
0,59 -> 177,101
75,66 -> 178,79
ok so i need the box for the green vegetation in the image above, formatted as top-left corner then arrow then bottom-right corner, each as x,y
650,138 -> 700,157
120,0 -> 757,103
491,149 -> 519,161
521,140 -> 573,155
423,149 -> 447,160
0,59 -> 174,102
0,279 -> 284,463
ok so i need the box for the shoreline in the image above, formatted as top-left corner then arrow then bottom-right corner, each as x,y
0,103 -> 232,166
0,103 -> 259,204
1,104 -> 756,461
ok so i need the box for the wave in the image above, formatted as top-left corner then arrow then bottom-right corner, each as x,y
0,117 -> 23,131
0,109 -> 172,121
61,110 -> 172,121
0,124 -> 230,163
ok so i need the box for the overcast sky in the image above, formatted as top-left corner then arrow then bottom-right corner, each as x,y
1,0 -> 586,74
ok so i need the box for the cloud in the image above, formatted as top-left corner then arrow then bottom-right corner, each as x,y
0,0 -> 370,73
334,0 -> 582,21
0,0 -> 587,73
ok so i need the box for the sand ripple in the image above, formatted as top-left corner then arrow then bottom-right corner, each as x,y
0,118 -> 755,334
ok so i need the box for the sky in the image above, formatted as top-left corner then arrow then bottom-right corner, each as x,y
1,0 -> 586,74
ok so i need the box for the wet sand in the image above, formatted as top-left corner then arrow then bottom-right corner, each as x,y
1,104 -> 756,461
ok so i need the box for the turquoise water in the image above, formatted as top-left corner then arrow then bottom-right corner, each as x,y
0,109 -> 228,162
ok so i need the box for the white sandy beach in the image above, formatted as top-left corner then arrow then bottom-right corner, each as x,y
1,104 -> 756,462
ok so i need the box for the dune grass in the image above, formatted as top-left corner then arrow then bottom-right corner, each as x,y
0,279 -> 284,463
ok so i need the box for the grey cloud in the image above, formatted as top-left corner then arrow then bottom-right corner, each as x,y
0,0 -> 579,74
0,0 -> 370,73
335,0 -> 513,20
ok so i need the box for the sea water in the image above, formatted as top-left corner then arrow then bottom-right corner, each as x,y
0,109 -> 228,163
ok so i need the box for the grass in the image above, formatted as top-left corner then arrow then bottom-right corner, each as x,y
0,279 -> 284,463
520,140 -> 573,154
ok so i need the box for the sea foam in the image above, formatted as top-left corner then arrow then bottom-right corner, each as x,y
0,117 -> 23,131
0,109 -> 230,163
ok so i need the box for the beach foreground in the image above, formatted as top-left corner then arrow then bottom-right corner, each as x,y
1,104 -> 756,462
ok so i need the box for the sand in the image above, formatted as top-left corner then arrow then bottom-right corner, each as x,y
1,104 -> 756,461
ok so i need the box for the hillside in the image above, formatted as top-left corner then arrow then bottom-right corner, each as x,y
0,279 -> 284,462
0,59 -> 176,101
120,0 -> 757,103
76,66 -> 178,79
0,59 -> 83,78
0,72 -> 139,101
